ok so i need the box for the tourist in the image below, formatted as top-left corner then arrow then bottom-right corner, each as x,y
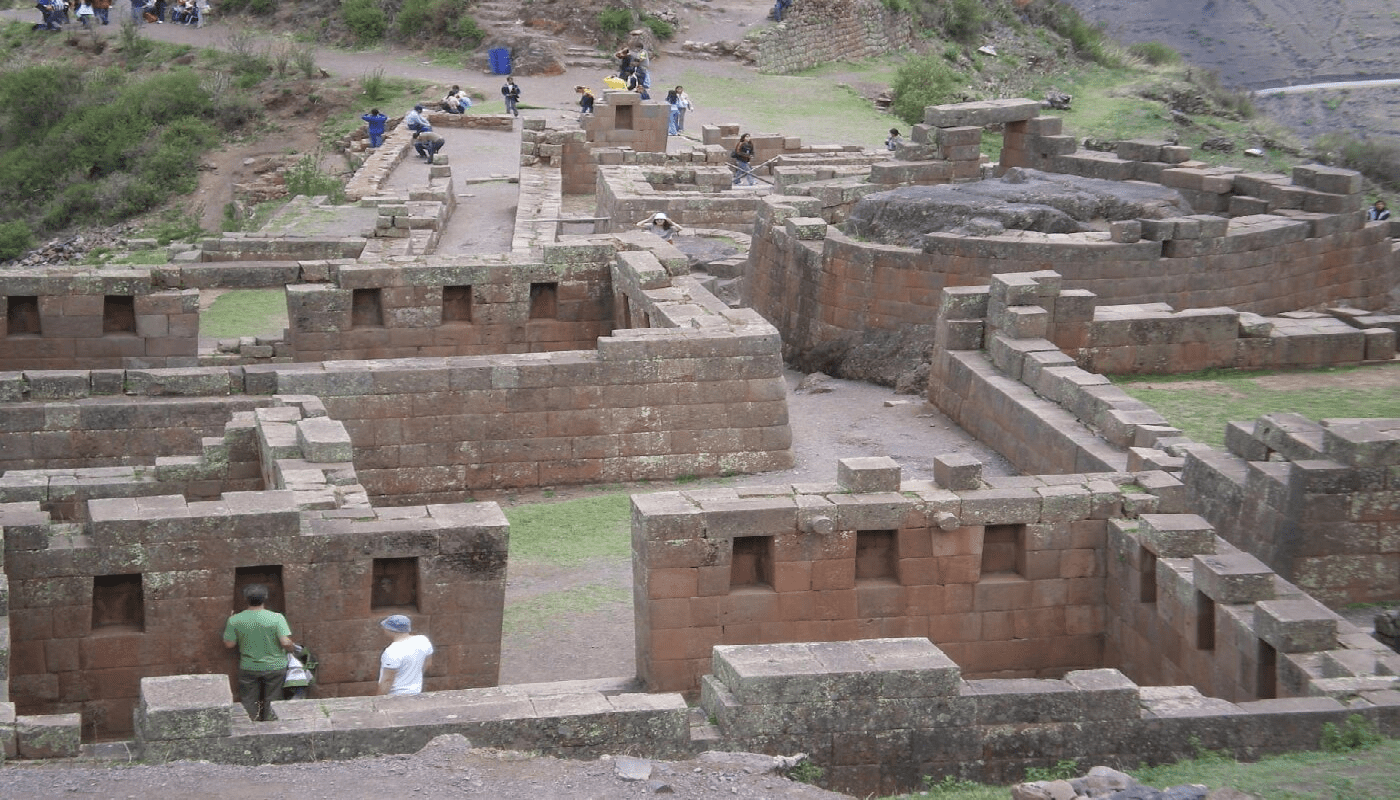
35,0 -> 62,29
1369,200 -> 1390,221
732,133 -> 757,186
615,46 -> 635,78
443,85 -> 471,114
91,0 -> 110,24
223,584 -> 298,722
361,108 -> 388,149
665,88 -> 681,136
638,212 -> 684,242
129,0 -> 144,24
886,128 -> 903,151
576,85 -> 595,117
414,130 -> 446,162
377,615 -> 434,696
674,86 -> 693,132
75,0 -> 94,26
501,76 -> 521,117
771,0 -> 793,22
405,104 -> 432,135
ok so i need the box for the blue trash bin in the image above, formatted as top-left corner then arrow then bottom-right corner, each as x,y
489,48 -> 511,75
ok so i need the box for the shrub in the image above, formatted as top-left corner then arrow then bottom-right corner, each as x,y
395,0 -> 434,38
642,16 -> 673,40
944,0 -> 988,44
597,6 -> 632,39
890,53 -> 965,125
342,0 -> 388,43
284,154 -> 347,203
453,14 -> 484,46
1321,715 -> 1384,753
1129,40 -> 1180,65
248,0 -> 275,13
1025,759 -> 1079,782
1023,0 -> 1119,67
0,220 -> 33,261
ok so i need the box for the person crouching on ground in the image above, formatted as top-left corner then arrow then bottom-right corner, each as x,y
414,131 -> 445,163
638,212 -> 683,242
377,615 -> 434,696
223,583 -> 298,722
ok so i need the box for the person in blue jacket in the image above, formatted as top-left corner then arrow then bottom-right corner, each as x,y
361,108 -> 388,149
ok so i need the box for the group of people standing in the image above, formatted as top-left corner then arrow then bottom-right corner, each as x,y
223,584 -> 435,722
35,0 -> 204,28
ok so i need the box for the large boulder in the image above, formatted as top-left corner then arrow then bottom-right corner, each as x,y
844,168 -> 1194,247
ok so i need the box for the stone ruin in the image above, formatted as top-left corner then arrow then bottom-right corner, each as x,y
0,97 -> 1396,795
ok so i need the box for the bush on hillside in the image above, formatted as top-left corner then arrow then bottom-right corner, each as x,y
891,53 -> 964,125
342,0 -> 388,43
1022,0 -> 1119,67
0,220 -> 34,261
1129,41 -> 1180,66
598,7 -> 632,40
944,0 -> 988,44
0,67 -> 226,237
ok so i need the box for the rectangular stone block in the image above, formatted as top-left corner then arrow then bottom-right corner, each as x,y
924,99 -> 1040,128
17,713 -> 81,758
1193,552 -> 1275,604
1255,597 -> 1339,653
137,674 -> 235,741
836,457 -> 902,493
934,454 -> 983,491
1138,514 -> 1216,558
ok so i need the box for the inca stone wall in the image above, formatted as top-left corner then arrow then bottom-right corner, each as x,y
749,0 -> 916,74
0,396 -> 508,738
1184,415 -> 1400,607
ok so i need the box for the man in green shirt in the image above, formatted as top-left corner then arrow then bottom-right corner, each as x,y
222,584 -> 297,721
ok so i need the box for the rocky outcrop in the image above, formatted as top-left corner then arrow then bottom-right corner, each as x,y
844,168 -> 1194,247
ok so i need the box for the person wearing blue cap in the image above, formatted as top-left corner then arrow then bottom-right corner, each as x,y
377,615 -> 434,696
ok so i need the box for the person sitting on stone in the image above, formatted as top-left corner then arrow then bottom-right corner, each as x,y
404,104 -> 432,134
1368,200 -> 1390,221
637,212 -> 683,243
576,85 -> 595,116
886,128 -> 903,151
414,130 -> 445,162
442,85 -> 471,114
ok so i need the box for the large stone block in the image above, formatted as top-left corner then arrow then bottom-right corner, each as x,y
1193,552 -> 1275,604
837,457 -> 902,493
16,713 -> 81,758
1138,514 -> 1216,558
137,674 -> 235,742
924,99 -> 1040,128
1255,597 -> 1339,653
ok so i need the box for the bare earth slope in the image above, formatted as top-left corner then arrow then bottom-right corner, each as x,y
1063,0 -> 1400,89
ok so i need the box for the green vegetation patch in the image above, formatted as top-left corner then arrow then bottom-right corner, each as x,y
1114,364 -> 1400,446
201,290 -> 289,339
503,584 -> 630,635
503,493 -> 632,566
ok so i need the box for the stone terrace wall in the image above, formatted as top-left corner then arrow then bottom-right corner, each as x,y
262,249 -> 791,500
1184,415 -> 1400,607
747,0 -> 916,74
702,638 -> 1400,795
632,457 -> 1189,693
285,244 -> 616,361
1,396 -> 508,739
0,270 -> 199,370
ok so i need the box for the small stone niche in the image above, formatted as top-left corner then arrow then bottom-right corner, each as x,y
92,574 -> 144,632
855,530 -> 897,583
730,536 -> 774,590
529,282 -> 558,319
372,556 -> 420,610
6,295 -> 40,335
103,295 -> 136,334
234,565 -> 285,613
980,524 -> 1025,578
351,288 -> 384,327
442,285 -> 473,323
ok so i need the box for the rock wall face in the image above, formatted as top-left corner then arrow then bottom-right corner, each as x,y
750,0 -> 916,74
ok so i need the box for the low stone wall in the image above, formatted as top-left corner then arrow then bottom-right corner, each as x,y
133,674 -> 690,765
1,395 -> 509,738
702,638 -> 1400,794
748,0 -> 916,74
0,270 -> 200,370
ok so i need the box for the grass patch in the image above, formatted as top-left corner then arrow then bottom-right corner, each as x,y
201,289 -> 289,339
503,493 -> 632,566
674,63 -> 899,147
1114,364 -> 1400,446
503,584 -> 630,635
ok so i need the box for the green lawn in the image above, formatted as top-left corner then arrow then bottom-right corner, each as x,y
200,289 -> 290,340
502,492 -> 632,566
1114,364 -> 1400,446
503,583 -> 631,635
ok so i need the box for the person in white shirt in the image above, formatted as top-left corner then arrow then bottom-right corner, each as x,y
376,615 -> 434,696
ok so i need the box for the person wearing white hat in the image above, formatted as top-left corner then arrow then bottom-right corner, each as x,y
377,615 -> 434,696
637,212 -> 683,242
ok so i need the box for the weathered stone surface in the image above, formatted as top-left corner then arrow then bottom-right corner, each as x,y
137,675 -> 235,742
